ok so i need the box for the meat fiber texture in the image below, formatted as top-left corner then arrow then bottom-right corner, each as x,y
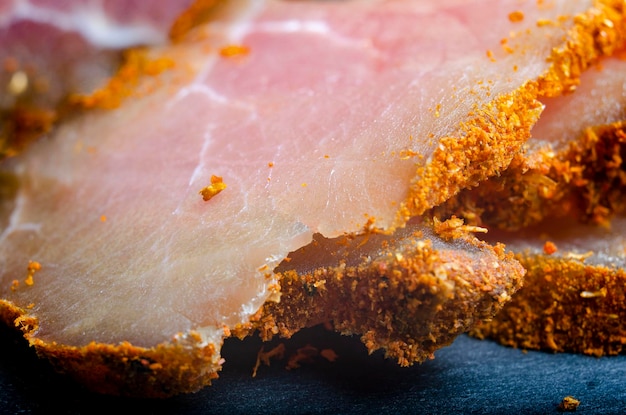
0,0 -> 195,157
0,0 -> 624,397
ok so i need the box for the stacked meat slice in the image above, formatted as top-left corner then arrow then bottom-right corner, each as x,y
454,55 -> 626,355
471,216 -> 626,356
0,0 -> 624,397
0,0 -> 196,156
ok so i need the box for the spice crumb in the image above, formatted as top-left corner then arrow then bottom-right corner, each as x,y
252,343 -> 285,377
199,175 -> 227,201
219,45 -> 250,58
558,396 -> 580,412
24,260 -> 41,286
508,11 -> 524,23
543,241 -> 558,255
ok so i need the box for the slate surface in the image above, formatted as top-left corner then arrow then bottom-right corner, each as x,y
1,324 -> 625,414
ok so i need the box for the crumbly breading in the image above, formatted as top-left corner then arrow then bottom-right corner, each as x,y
471,252 -> 626,356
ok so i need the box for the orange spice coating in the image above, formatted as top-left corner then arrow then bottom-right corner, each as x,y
404,0 -> 626,226
0,226 -> 523,396
431,121 -> 626,230
0,299 -> 220,398
71,48 -> 175,110
470,253 -> 626,356
236,229 -> 523,367
537,0 -> 626,97
399,81 -> 542,224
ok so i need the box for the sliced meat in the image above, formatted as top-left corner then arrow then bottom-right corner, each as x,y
435,47 -> 626,355
433,54 -> 626,230
0,0 -> 196,157
0,0 -> 624,397
531,57 -> 626,148
0,0 -> 195,48
472,215 -> 626,356
248,219 -> 523,367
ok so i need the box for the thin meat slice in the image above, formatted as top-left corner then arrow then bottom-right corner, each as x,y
0,0 -> 195,48
0,0 -> 196,156
433,54 -> 626,230
428,16 -> 626,357
251,219 -> 523,367
472,215 -> 626,356
0,0 -> 624,397
531,58 -> 626,148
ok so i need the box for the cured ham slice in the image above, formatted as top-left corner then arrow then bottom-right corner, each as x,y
434,54 -> 626,229
444,47 -> 626,356
472,215 -> 626,356
0,0 -> 624,397
0,0 -> 195,157
254,219 -> 523,367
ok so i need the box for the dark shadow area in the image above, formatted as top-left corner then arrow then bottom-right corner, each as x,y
1,323 -> 626,414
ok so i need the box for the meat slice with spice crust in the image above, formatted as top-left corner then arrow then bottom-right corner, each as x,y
433,54 -> 626,230
0,0 -> 624,397
471,215 -> 626,357
0,0 -> 198,157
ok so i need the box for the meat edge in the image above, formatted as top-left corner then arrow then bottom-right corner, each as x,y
0,230 -> 525,398
470,252 -> 626,356
241,233 -> 525,368
399,0 -> 626,221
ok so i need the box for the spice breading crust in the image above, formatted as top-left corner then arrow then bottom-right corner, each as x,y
471,252 -> 626,356
244,227 -> 524,367
434,121 -> 626,230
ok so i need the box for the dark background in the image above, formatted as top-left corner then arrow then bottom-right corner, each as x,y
1,324 -> 625,414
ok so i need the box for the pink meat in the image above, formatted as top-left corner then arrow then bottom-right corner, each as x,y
0,0 -> 597,354
0,0 -> 193,46
530,56 -> 626,149
0,0 -> 193,110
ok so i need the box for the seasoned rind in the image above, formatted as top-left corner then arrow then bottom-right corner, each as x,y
1,300 -> 221,398
245,228 -> 524,367
0,227 -> 523,396
471,253 -> 626,356
404,0 -> 626,222
400,82 -> 542,221
433,120 -> 626,230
